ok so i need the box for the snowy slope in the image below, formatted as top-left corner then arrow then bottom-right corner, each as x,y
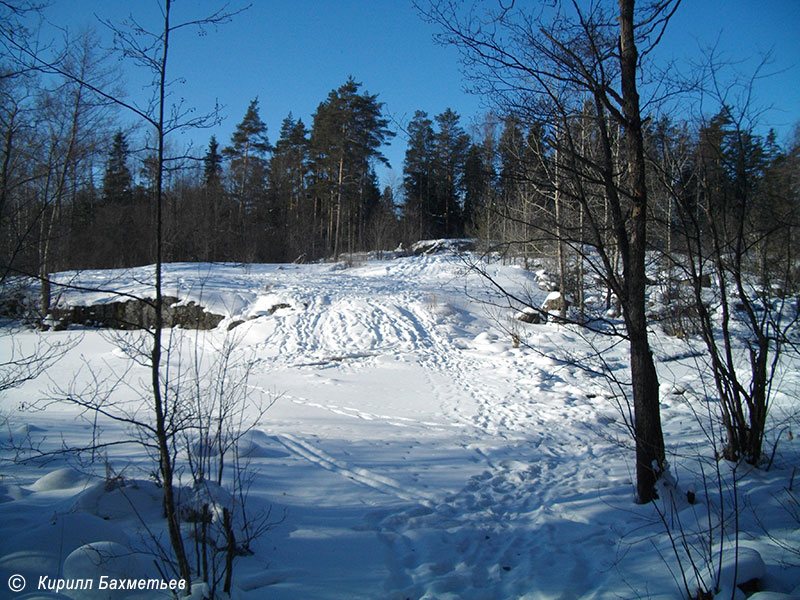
1,253 -> 799,599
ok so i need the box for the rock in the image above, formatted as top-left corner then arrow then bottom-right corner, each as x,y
542,292 -> 570,314
691,546 -> 766,599
677,273 -> 712,288
267,303 -> 292,315
0,292 -> 27,318
410,239 -> 476,255
170,301 -> 224,329
719,546 -> 765,588
714,586 -> 746,600
516,308 -> 543,324
49,296 -> 223,330
770,285 -> 785,298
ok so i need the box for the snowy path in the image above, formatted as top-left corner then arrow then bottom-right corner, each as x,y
214,256 -> 635,599
0,257 -> 636,600
4,255 -> 798,599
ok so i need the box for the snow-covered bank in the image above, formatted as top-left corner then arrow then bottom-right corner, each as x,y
2,253 -> 799,599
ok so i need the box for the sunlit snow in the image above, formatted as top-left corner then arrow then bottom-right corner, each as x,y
2,251 -> 799,599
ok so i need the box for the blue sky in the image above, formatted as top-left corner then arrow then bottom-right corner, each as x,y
37,1 -> 800,187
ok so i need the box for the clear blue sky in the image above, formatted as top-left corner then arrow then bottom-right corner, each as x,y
37,1 -> 800,188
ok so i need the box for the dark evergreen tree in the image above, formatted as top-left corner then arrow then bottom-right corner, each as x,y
269,113 -> 310,260
223,98 -> 272,259
366,183 -> 399,256
462,143 -> 487,234
402,110 -> 435,240
201,135 -> 227,260
223,98 -> 270,214
102,130 -> 133,204
498,116 -> 525,211
309,77 -> 393,259
203,135 -> 223,188
431,108 -> 469,237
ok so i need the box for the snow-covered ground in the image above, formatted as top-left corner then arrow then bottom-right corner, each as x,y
1,252 -> 799,599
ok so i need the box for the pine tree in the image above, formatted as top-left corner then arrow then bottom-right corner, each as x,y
102,130 -> 133,204
432,108 -> 469,237
203,135 -> 223,188
402,110 -> 435,240
270,114 -> 309,211
366,183 -> 399,256
199,135 -> 226,259
269,113 -> 310,260
462,143 -> 486,234
309,77 -> 393,259
223,98 -> 270,213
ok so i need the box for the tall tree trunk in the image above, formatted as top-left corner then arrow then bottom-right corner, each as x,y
334,154 -> 344,261
554,136 -> 567,320
0,110 -> 16,241
618,0 -> 665,503
151,1 -> 192,587
239,139 -> 249,218
578,204 -> 585,323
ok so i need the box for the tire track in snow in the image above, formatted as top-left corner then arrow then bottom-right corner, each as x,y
247,289 -> 428,370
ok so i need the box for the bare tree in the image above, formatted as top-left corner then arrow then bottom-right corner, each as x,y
654,57 -> 800,465
33,30 -> 116,322
417,0 -> 682,502
0,4 -> 98,417
3,1 -> 250,591
180,331 -> 276,596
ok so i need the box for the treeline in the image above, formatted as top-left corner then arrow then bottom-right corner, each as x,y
472,109 -> 800,296
2,30 -> 798,289
0,28 -> 504,278
1,54 -> 485,274
1,71 -> 397,272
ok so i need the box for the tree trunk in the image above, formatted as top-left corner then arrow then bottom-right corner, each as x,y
554,137 -> 567,320
618,0 -> 665,503
152,1 -> 192,588
334,154 -> 344,261
578,204 -> 585,323
223,507 -> 235,594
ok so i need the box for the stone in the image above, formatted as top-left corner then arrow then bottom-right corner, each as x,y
49,296 -> 223,330
516,308 -> 543,324
542,292 -> 570,313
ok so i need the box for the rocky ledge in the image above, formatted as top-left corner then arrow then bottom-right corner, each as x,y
48,296 -> 224,331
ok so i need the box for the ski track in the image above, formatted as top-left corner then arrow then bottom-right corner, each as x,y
275,433 -> 438,509
226,256 -> 622,599
282,392 -> 450,430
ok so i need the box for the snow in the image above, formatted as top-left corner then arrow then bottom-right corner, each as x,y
29,467 -> 91,492
1,252 -> 799,599
63,541 -> 167,599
